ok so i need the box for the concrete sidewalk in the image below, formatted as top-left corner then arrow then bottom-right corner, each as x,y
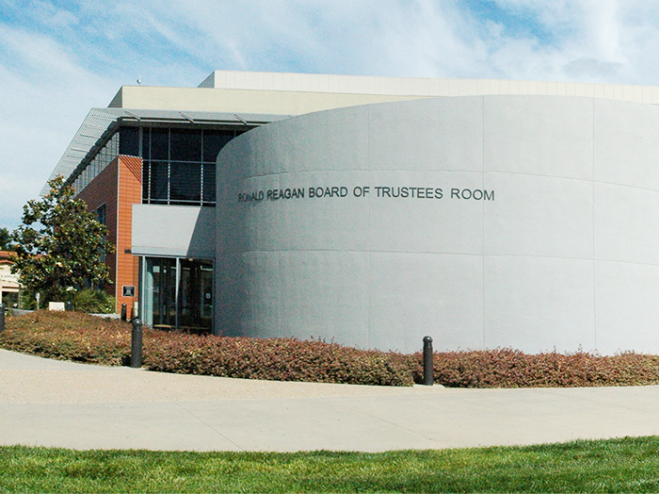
2,348 -> 659,452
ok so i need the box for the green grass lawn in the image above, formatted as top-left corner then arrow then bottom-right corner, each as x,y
3,436 -> 659,493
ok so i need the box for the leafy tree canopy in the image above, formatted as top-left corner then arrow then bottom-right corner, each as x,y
11,176 -> 115,296
0,227 -> 13,251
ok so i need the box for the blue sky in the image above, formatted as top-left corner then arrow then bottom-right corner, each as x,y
1,0 -> 658,228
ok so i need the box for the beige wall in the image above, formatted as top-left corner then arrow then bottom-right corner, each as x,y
201,70 -> 659,105
108,86 -> 424,114
0,263 -> 19,305
109,72 -> 659,116
0,264 -> 19,286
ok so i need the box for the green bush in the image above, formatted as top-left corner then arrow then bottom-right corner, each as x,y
18,286 -> 68,310
18,287 -> 115,313
72,288 -> 116,314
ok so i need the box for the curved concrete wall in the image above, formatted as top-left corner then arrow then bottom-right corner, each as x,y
216,95 -> 659,355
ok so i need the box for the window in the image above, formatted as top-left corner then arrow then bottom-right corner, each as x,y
96,204 -> 107,263
96,204 -> 106,225
141,127 -> 240,207
119,127 -> 139,156
170,162 -> 201,204
147,161 -> 169,203
72,125 -> 245,206
171,129 -> 201,162
202,163 -> 216,203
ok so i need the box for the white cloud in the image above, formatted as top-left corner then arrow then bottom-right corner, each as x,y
0,23 -> 117,228
29,0 -> 80,29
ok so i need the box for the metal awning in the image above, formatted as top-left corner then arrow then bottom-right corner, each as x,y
42,108 -> 289,195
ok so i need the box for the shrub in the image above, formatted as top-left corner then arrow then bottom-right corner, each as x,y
408,348 -> 659,388
0,311 -> 130,365
0,312 -> 412,386
19,286 -> 68,310
142,332 -> 413,386
72,289 -> 116,314
18,287 -> 115,313
4,312 -> 659,388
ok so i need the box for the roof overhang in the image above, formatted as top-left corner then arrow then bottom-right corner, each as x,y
42,108 -> 289,196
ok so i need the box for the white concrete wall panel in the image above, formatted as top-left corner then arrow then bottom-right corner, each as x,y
368,97 -> 484,172
483,256 -> 596,353
278,171 -> 370,252
595,261 -> 659,354
367,171 -> 484,254
594,183 -> 659,265
483,173 -> 593,259
216,95 -> 659,355
594,99 -> 659,191
484,96 -> 594,180
277,251 -> 370,347
368,253 -> 484,352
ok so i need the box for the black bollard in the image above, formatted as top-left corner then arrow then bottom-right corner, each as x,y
121,303 -> 127,321
423,336 -> 434,386
0,303 -> 4,332
131,318 -> 143,368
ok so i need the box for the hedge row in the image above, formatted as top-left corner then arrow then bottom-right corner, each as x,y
3,311 -> 659,388
0,311 -> 130,366
415,348 -> 659,388
0,311 -> 412,386
144,329 -> 412,386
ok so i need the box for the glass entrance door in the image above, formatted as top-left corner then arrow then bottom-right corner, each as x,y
178,259 -> 213,331
143,257 -> 213,333
144,257 -> 177,329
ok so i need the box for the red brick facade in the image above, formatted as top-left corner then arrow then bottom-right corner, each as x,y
116,156 -> 142,316
76,156 -> 142,316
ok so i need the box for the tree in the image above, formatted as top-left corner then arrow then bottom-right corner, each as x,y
0,227 -> 13,250
11,176 -> 115,300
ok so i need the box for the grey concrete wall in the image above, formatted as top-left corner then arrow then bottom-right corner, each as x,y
216,95 -> 659,355
132,204 -> 215,258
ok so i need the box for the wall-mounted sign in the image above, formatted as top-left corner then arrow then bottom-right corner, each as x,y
122,286 -> 135,297
237,185 -> 494,203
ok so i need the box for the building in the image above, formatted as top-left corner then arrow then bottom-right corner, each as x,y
45,71 -> 659,354
0,251 -> 19,307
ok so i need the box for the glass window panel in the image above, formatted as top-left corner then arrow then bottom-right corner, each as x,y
150,128 -> 169,160
178,259 -> 213,332
203,163 -> 216,203
96,204 -> 106,225
149,161 -> 169,203
170,129 -> 201,162
142,161 -> 151,201
145,257 -> 177,328
203,130 -> 234,162
170,162 -> 201,203
143,128 -> 150,159
119,127 -> 140,156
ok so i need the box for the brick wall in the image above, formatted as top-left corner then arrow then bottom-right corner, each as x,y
76,159 -> 118,293
76,156 -> 143,316
116,156 -> 142,317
